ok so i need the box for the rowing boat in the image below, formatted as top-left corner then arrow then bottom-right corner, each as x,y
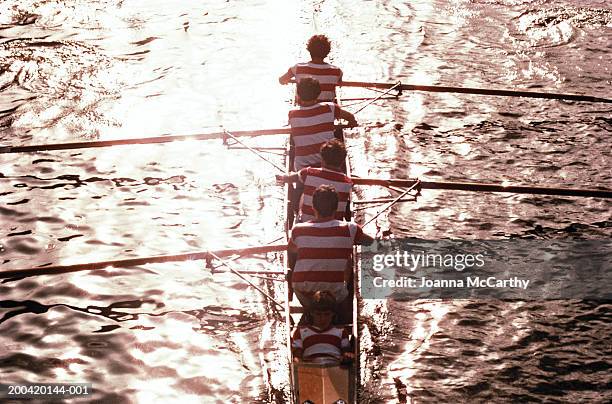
283,132 -> 359,403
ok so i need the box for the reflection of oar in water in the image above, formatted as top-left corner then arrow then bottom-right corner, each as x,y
338,80 -> 612,103
0,243 -> 287,280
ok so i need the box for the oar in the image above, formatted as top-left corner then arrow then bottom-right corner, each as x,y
351,82 -> 402,114
223,130 -> 286,173
209,236 -> 285,272
0,125 -> 356,155
340,96 -> 400,102
340,81 -> 612,104
0,244 -> 287,280
209,252 -> 285,310
0,128 -> 291,154
351,177 -> 612,198
364,180 -> 421,226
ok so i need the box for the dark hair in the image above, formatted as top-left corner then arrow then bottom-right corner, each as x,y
311,290 -> 336,312
297,77 -> 321,102
307,35 -> 331,59
320,139 -> 346,168
312,185 -> 338,217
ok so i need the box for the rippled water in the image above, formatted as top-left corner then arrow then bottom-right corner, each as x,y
1,0 -> 611,402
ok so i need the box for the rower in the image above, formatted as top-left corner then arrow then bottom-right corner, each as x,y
286,77 -> 356,217
291,291 -> 354,364
279,34 -> 343,102
288,77 -> 357,172
288,185 -> 373,322
277,139 -> 352,222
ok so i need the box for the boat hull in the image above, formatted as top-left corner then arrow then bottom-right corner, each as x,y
284,130 -> 358,404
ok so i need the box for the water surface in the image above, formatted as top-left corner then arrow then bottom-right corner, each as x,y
1,0 -> 610,402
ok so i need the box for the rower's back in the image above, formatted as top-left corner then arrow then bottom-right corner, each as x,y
279,34 -> 343,102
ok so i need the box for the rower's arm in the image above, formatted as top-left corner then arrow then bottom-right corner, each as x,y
291,348 -> 303,362
278,69 -> 294,85
287,238 -> 298,270
358,233 -> 375,246
344,261 -> 352,283
336,107 -> 357,127
276,172 -> 299,185
291,328 -> 304,361
352,224 -> 375,246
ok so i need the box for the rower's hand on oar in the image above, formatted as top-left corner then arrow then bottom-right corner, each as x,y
277,172 -> 298,185
278,72 -> 292,85
337,107 -> 358,128
341,352 -> 355,363
276,174 -> 287,185
346,118 -> 358,128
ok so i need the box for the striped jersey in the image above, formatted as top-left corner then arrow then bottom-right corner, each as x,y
292,325 -> 350,362
288,62 -> 343,102
289,219 -> 364,299
298,167 -> 352,222
289,102 -> 339,171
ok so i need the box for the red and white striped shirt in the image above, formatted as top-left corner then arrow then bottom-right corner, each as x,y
292,325 -> 350,362
289,102 -> 339,171
298,167 -> 352,222
288,62 -> 343,102
289,219 -> 364,300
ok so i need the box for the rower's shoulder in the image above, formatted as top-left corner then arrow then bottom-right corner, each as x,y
297,61 -> 342,71
316,167 -> 352,181
322,62 -> 342,74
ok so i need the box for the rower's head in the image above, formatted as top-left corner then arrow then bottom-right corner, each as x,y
296,77 -> 321,105
312,184 -> 338,219
320,139 -> 346,170
307,34 -> 331,60
311,290 -> 336,328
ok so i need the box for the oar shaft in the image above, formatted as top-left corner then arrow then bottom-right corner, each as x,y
0,244 -> 287,279
339,96 -> 400,102
209,252 -> 284,310
351,177 -> 612,198
352,82 -> 401,114
223,130 -> 286,173
0,128 -> 291,154
364,181 -> 420,226
354,197 -> 415,205
421,181 -> 612,198
340,81 -> 612,103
